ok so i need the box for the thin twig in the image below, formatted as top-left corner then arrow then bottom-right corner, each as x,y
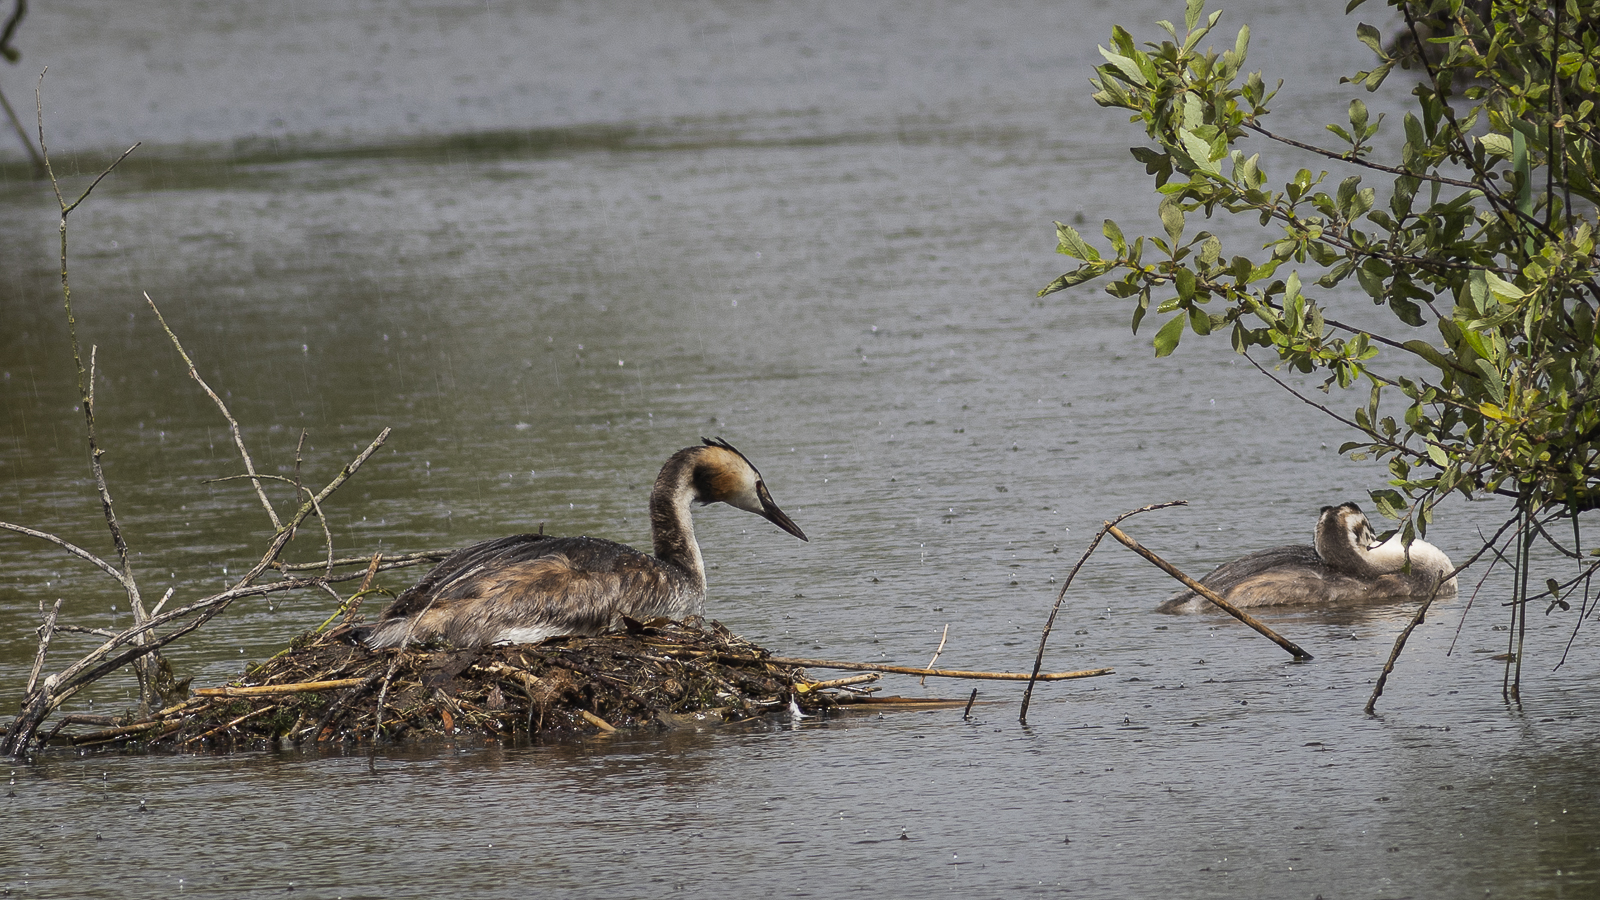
921,623 -> 949,687
1242,121 -> 1480,191
0,81 -> 45,173
25,599 -> 62,695
0,521 -> 126,581
1364,510 -> 1518,715
275,549 -> 452,573
149,587 -> 175,619
180,704 -> 279,747
1019,501 -> 1187,724
144,292 -> 282,530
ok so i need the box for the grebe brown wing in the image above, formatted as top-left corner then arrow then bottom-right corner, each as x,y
358,534 -> 696,648
375,533 -> 559,621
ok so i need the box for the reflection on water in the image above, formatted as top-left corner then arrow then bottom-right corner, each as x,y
2,0 -> 1598,897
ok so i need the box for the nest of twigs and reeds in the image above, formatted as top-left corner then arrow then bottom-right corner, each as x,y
51,620 -> 902,752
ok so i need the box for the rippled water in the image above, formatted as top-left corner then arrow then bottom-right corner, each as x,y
2,1 -> 1598,897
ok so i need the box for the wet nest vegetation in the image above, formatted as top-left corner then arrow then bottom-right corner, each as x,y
52,620 -> 902,752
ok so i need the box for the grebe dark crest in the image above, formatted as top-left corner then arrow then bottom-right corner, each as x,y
1158,502 -> 1456,613
356,438 -> 807,648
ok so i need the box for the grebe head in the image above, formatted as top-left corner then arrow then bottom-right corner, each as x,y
692,437 -> 808,542
1314,502 -> 1377,560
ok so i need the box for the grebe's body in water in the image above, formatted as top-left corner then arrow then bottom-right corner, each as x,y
1158,502 -> 1456,613
356,439 -> 807,648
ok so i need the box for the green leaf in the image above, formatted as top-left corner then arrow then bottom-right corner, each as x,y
1184,0 -> 1205,33
1174,267 -> 1197,300
1179,128 -> 1220,176
1390,296 -> 1423,327
1097,46 -> 1150,86
1159,195 -> 1185,247
1484,271 -> 1525,302
1153,315 -> 1185,357
1479,133 -> 1514,159
1468,268 -> 1493,314
1054,222 -> 1102,261
1370,488 -> 1406,520
1103,219 -> 1128,256
1512,129 -> 1533,218
1039,264 -> 1111,297
1355,22 -> 1382,53
1399,340 -> 1448,374
1474,359 -> 1506,404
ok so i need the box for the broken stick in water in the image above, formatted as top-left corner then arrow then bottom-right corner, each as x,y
1105,523 -> 1313,660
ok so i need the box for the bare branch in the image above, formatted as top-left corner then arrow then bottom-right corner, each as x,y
1368,513 -> 1521,713
61,141 -> 140,217
0,521 -> 126,581
25,600 -> 62,695
144,292 -> 282,530
1019,500 -> 1187,724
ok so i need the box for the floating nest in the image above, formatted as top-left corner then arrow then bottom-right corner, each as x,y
54,620 -> 909,752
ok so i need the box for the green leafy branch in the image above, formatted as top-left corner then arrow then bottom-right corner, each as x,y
1044,0 -> 1600,556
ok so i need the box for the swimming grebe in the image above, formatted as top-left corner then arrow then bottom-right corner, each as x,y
1157,502 -> 1456,613
355,438 -> 807,648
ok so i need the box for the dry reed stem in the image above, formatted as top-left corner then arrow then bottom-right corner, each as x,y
579,710 -> 617,732
195,678 -> 370,697
663,649 -> 1112,681
799,673 -> 881,691
182,705 -> 280,747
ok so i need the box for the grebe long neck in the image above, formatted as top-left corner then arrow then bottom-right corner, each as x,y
648,447 -> 707,594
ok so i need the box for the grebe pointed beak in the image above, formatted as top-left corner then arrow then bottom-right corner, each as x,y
756,481 -> 808,542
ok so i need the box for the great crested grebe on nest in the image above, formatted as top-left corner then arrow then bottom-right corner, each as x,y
354,438 -> 807,648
